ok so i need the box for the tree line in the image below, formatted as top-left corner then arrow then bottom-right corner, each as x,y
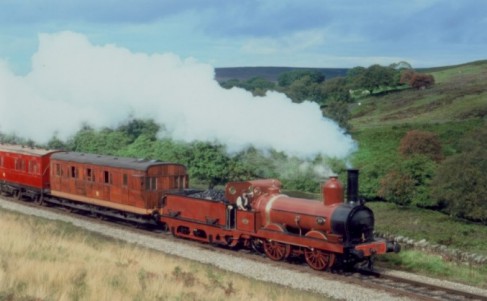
220,63 -> 435,131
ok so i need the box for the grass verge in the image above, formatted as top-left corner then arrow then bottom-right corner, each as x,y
371,202 -> 487,288
0,208 -> 329,301
369,202 -> 487,256
378,251 -> 487,288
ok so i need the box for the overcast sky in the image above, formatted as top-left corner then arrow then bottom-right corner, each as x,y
1,0 -> 486,73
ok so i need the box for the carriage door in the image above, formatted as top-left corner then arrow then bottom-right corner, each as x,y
102,170 -> 112,201
52,162 -> 64,191
121,173 -> 130,206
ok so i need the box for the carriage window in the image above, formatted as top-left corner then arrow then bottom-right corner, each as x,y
104,171 -> 112,184
70,166 -> 78,178
55,164 -> 61,176
123,174 -> 128,186
145,177 -> 157,191
174,176 -> 184,189
86,168 -> 96,182
180,176 -> 186,188
29,161 -> 39,174
15,159 -> 25,171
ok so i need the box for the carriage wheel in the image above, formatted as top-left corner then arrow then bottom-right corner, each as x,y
304,249 -> 335,271
34,195 -> 44,205
263,240 -> 291,261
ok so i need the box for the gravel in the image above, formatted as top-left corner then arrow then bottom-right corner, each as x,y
2,197 -> 485,301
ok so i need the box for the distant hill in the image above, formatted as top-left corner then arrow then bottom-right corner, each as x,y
214,66 -> 348,82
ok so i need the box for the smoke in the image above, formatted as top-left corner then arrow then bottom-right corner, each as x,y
0,31 -> 356,159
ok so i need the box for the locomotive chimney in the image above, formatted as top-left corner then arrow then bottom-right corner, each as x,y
347,169 -> 359,204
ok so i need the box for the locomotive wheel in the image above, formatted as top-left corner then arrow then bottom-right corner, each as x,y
304,249 -> 335,271
263,240 -> 291,261
250,238 -> 265,254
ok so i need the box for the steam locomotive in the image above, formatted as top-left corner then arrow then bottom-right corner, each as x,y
0,144 -> 399,271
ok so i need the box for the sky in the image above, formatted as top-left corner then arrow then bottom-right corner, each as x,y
1,0 -> 486,74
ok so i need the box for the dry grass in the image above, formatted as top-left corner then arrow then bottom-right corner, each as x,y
0,209 -> 328,301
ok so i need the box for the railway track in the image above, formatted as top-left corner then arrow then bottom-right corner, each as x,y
350,270 -> 487,301
1,195 -> 487,301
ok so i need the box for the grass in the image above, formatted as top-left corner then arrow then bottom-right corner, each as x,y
369,202 -> 487,256
0,208 -> 330,301
378,250 -> 487,288
371,202 -> 487,288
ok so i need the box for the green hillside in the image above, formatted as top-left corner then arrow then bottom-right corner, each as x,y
346,61 -> 487,285
351,60 -> 487,128
349,60 -> 487,206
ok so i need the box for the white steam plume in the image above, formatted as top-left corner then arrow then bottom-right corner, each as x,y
0,31 -> 356,159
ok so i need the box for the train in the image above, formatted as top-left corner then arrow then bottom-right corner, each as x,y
0,143 -> 400,271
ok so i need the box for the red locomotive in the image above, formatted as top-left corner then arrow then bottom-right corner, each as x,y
0,144 -> 399,271
163,169 -> 399,270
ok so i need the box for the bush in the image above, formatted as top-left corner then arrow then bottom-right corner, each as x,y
399,70 -> 435,89
378,170 -> 416,206
430,124 -> 487,222
399,130 -> 443,162
410,73 -> 435,89
378,155 -> 437,207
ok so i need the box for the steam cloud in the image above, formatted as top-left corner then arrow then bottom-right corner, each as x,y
0,31 -> 356,159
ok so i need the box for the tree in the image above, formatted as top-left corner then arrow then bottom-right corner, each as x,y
321,100 -> 351,131
321,77 -> 351,103
240,77 -> 275,96
363,64 -> 398,93
67,127 -> 132,155
347,66 -> 367,81
399,130 -> 443,162
400,70 -> 435,89
220,77 -> 275,96
277,70 -> 325,87
220,79 -> 241,89
378,170 -> 416,206
389,61 -> 413,70
431,148 -> 487,221
117,118 -> 160,142
410,73 -> 435,89
378,155 -> 437,207
46,135 -> 66,150
186,142 -> 233,188
284,76 -> 318,102
399,69 -> 415,85
347,65 -> 399,94
430,124 -> 487,222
